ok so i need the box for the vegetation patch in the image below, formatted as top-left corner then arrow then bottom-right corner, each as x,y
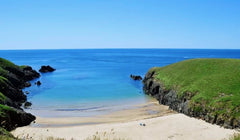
229,133 -> 240,140
0,104 -> 14,118
0,92 -> 6,103
0,127 -> 15,140
0,58 -> 18,69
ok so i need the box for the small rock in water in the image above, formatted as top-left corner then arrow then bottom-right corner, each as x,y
24,101 -> 32,109
35,81 -> 41,86
39,65 -> 56,73
130,74 -> 142,80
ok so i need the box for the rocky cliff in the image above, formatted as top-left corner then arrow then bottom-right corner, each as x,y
143,59 -> 240,129
143,70 -> 189,115
0,58 -> 39,131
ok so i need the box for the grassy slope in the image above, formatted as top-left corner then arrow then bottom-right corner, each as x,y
231,134 -> 240,140
0,58 -> 11,104
0,127 -> 15,140
0,58 -> 18,68
151,58 -> 240,120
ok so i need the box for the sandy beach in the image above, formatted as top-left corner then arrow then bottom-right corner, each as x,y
12,101 -> 238,140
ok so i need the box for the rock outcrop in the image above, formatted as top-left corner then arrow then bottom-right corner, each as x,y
0,106 -> 36,131
36,81 -> 41,86
143,69 -> 240,129
39,65 -> 55,73
130,74 -> 142,80
0,58 -> 40,131
143,70 -> 189,115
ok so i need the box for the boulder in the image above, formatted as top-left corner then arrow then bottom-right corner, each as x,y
22,66 -> 40,81
130,74 -> 142,80
0,106 -> 36,131
24,82 -> 31,87
24,101 -> 32,109
39,65 -> 55,73
35,81 -> 41,86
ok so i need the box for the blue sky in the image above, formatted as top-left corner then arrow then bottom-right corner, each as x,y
0,0 -> 239,50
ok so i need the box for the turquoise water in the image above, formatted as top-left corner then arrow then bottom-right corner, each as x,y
1,49 -> 240,117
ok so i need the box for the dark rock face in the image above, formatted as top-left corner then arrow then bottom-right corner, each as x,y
36,81 -> 41,86
130,74 -> 142,80
0,66 -> 40,104
39,65 -> 55,73
142,70 -> 239,129
24,101 -> 32,109
0,63 -> 39,131
143,71 -> 189,114
24,82 -> 31,87
0,107 -> 36,131
6,66 -> 40,85
22,66 -> 40,81
0,79 -> 27,104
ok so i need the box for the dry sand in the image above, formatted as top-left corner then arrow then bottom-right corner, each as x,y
12,101 -> 238,140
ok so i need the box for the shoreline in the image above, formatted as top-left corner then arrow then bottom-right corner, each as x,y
12,101 -> 238,140
26,100 -> 174,127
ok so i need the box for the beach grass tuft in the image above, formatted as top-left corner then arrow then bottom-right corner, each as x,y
46,136 -> 66,140
0,127 -> 15,140
229,133 -> 240,140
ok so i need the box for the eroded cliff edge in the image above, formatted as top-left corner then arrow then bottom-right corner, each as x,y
143,59 -> 240,129
0,58 -> 40,131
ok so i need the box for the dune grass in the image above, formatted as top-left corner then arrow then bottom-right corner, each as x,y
229,134 -> 240,140
46,136 -> 66,140
0,127 -> 15,140
151,58 -> 240,120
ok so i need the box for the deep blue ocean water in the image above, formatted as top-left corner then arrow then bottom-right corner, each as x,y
1,49 -> 240,117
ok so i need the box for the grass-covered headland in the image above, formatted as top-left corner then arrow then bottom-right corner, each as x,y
143,58 -> 240,128
0,57 -> 40,139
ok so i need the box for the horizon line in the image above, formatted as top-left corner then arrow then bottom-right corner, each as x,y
1,47 -> 240,51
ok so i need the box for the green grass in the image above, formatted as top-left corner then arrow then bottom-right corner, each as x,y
0,76 -> 8,102
0,92 -> 6,103
0,57 -> 19,79
0,104 -> 14,118
0,76 -> 8,84
0,67 -> 8,77
151,58 -> 240,119
0,58 -> 17,69
0,57 -> 21,79
0,127 -> 15,140
229,134 -> 240,140
19,65 -> 28,69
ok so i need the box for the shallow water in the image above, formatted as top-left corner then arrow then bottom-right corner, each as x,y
1,49 -> 240,117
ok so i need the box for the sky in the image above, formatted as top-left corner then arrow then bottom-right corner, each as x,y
0,0 -> 239,50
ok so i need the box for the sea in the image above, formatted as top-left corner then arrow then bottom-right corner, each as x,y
1,49 -> 240,117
